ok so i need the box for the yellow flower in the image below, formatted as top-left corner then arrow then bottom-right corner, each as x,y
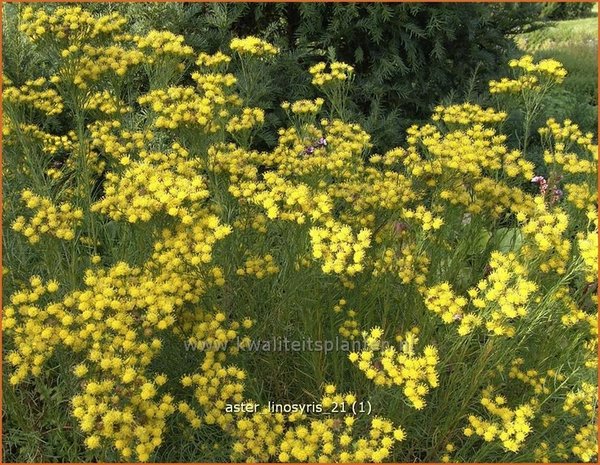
230,36 -> 279,56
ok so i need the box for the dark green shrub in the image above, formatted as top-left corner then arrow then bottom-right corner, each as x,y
540,2 -> 595,20
228,3 -> 545,150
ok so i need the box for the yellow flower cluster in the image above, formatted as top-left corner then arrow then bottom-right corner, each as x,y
134,30 -> 193,57
489,75 -> 540,94
196,51 -> 231,68
139,87 -> 209,129
369,147 -> 405,166
184,330 -> 249,429
402,205 -> 444,232
4,77 -> 64,115
372,242 -> 429,288
520,197 -> 571,274
558,291 -> 597,340
464,386 -> 535,452
139,84 -> 235,131
577,229 -> 598,283
563,382 -> 597,420
339,312 -> 360,339
322,119 -> 371,157
423,282 -> 469,325
72,375 -> 175,461
309,62 -> 354,86
540,117 -> 596,149
281,98 -> 325,115
226,107 -> 265,133
230,36 -> 279,56
401,121 -> 535,221
231,406 -> 405,463
52,201 -> 237,456
228,383 -> 406,463
42,130 -> 76,154
191,72 -> 239,105
349,328 -> 439,409
230,407 -> 287,461
432,103 -> 507,125
2,116 -> 77,156
189,345 -> 409,464
439,177 -> 535,218
68,45 -> 145,88
281,414 -> 405,463
4,275 -> 64,383
508,358 -> 556,395
440,443 -> 456,463
251,172 -> 333,222
571,424 -> 598,462
236,254 -> 279,278
334,299 -> 360,340
509,55 -> 568,82
332,172 -> 415,229
489,56 -> 567,93
89,120 -> 154,164
71,148 -> 107,179
262,119 -> 371,181
12,191 -> 83,243
19,6 -> 127,41
149,215 -> 233,273
540,118 -> 597,175
534,441 -> 570,463
406,123 -> 532,178
91,144 -> 210,223
83,90 -> 131,115
3,250 -> 223,460
559,379 -> 599,459
309,221 -> 371,275
424,252 -> 538,337
206,144 -> 261,190
565,182 -> 597,213
469,252 -> 538,336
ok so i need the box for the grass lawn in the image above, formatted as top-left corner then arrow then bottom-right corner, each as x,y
515,11 -> 598,134
517,16 -> 598,50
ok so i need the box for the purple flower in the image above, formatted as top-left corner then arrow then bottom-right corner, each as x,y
552,188 -> 563,199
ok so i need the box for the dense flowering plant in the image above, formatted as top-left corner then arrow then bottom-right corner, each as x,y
3,5 -> 597,463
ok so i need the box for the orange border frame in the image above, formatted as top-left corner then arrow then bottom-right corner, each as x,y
0,0 -> 598,464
